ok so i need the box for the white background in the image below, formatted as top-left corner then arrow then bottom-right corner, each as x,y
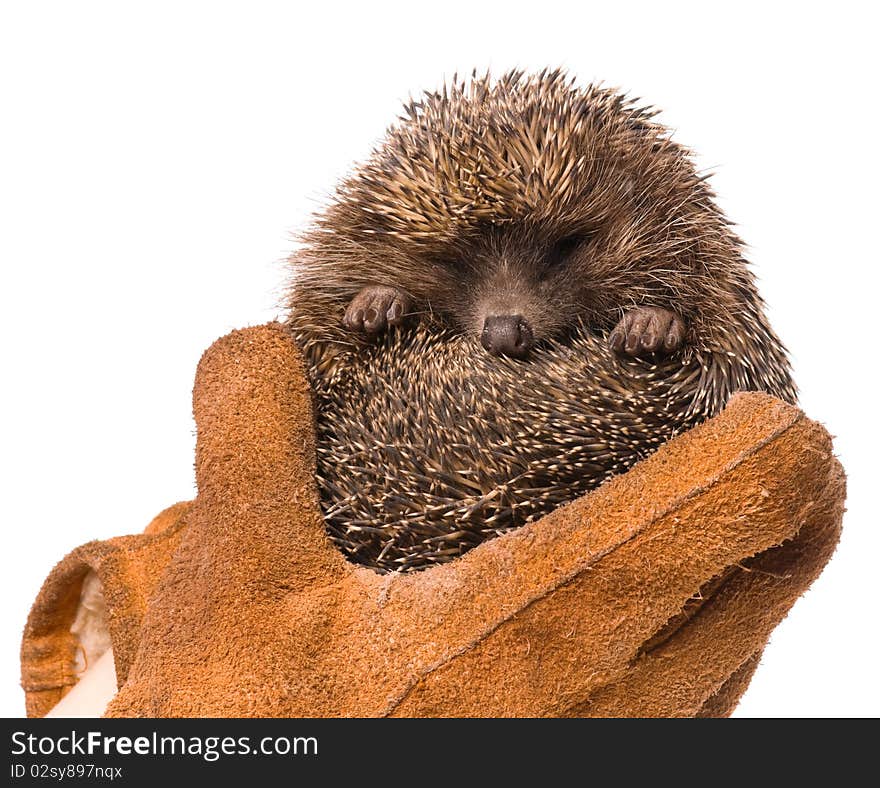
1,1 -> 877,717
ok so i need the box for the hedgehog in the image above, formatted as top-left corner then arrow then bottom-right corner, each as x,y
286,70 -> 796,573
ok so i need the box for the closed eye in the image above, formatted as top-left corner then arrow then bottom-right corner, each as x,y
544,233 -> 593,269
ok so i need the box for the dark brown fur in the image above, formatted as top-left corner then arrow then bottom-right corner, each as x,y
286,71 -> 796,572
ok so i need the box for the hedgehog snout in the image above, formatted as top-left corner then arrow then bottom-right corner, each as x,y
481,315 -> 534,359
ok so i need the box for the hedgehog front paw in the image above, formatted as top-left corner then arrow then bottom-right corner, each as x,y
609,306 -> 686,357
343,285 -> 412,336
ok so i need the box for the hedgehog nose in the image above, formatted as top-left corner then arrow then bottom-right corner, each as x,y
481,315 -> 534,359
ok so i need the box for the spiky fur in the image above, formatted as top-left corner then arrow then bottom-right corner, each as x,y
286,71 -> 796,572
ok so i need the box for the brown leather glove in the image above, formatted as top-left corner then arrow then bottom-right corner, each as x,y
21,323 -> 844,717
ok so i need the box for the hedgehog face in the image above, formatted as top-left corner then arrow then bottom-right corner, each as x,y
430,224 -> 601,357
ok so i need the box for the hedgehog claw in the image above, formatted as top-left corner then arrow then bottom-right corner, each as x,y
611,306 -> 685,358
344,285 -> 413,336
